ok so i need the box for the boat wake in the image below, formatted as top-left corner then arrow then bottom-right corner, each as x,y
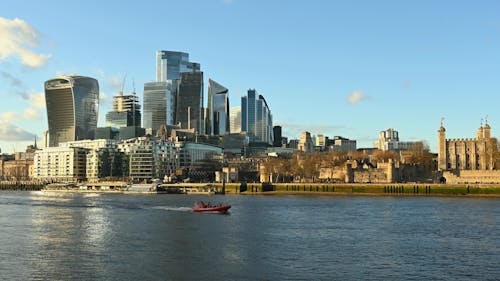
83,193 -> 101,198
151,206 -> 192,212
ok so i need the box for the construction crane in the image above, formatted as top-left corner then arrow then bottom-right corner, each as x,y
120,73 -> 127,96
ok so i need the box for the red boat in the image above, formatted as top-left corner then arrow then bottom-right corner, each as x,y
193,201 -> 231,213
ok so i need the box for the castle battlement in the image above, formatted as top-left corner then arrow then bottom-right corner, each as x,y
447,138 -> 476,142
439,120 -> 494,172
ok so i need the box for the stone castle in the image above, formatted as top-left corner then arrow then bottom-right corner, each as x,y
438,119 -> 500,183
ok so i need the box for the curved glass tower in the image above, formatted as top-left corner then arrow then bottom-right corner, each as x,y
207,79 -> 229,135
44,75 -> 99,147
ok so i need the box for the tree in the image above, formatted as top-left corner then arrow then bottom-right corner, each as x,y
404,142 -> 434,166
348,150 -> 370,164
371,149 -> 399,163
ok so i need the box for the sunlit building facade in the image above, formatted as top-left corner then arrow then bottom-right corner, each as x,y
229,106 -> 241,134
143,81 -> 177,131
241,89 -> 273,145
105,92 -> 141,128
156,50 -> 200,82
44,75 -> 99,147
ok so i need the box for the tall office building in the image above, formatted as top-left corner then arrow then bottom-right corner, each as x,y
156,50 -> 200,82
241,89 -> 273,145
44,75 -> 99,147
144,51 -> 200,132
207,79 -> 229,135
105,91 -> 141,128
273,126 -> 282,147
229,106 -> 241,134
143,81 -> 176,131
175,72 -> 203,133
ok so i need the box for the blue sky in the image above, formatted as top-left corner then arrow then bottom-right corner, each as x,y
0,0 -> 499,153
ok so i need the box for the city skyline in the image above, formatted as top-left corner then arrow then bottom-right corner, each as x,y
1,0 -> 500,153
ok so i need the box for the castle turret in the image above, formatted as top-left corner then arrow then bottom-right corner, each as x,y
438,120 -> 447,171
476,125 -> 484,140
483,123 -> 491,139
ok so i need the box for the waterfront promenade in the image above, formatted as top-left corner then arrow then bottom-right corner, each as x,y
3,181 -> 499,196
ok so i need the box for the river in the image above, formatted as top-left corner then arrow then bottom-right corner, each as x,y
0,191 -> 498,280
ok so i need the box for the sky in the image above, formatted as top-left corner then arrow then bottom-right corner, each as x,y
0,0 -> 499,153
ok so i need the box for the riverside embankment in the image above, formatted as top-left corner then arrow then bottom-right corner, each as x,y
0,181 -> 44,191
2,181 -> 500,197
219,183 -> 500,197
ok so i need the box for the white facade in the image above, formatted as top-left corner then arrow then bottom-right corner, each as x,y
177,142 -> 222,168
316,135 -> 327,147
117,137 -> 154,182
60,139 -> 118,181
331,136 -> 357,152
34,147 -> 88,181
230,106 -> 241,134
298,131 -> 314,153
375,128 -> 418,151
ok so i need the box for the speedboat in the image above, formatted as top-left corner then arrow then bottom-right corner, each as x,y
193,201 -> 231,213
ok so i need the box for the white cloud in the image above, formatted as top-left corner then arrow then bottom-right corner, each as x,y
23,107 -> 40,120
1,111 -> 18,121
29,91 -> 45,108
0,17 -> 51,68
347,91 -> 367,105
0,120 -> 36,141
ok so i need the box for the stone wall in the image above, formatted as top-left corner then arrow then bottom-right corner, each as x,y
443,170 -> 500,184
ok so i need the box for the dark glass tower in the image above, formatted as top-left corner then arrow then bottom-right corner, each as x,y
273,126 -> 282,147
44,75 -> 99,147
175,72 -> 203,133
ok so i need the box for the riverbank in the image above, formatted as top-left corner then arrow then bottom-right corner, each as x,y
2,181 -> 500,197
220,183 -> 500,197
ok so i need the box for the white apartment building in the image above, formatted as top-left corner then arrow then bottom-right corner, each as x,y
117,137 -> 154,182
60,139 -> 118,181
33,146 -> 88,182
375,128 -> 419,151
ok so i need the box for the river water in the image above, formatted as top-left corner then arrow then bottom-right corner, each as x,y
0,191 -> 498,280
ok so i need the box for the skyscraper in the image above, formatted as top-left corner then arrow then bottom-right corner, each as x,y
143,81 -> 176,130
241,89 -> 273,145
44,75 -> 99,147
207,79 -> 229,135
143,50 -> 200,132
175,72 -> 203,133
273,126 -> 282,147
105,91 -> 141,128
156,50 -> 200,82
229,106 -> 241,134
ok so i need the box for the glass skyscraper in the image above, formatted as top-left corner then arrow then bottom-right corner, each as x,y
241,89 -> 273,145
207,79 -> 229,135
229,106 -> 241,134
143,81 -> 177,131
44,75 -> 99,147
175,72 -> 203,133
156,50 -> 200,82
143,50 -> 200,132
